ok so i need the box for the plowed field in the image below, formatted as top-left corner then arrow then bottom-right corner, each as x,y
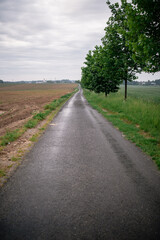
0,83 -> 77,136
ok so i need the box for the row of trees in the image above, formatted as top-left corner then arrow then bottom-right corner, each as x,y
81,0 -> 160,99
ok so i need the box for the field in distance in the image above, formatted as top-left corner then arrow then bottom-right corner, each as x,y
0,83 -> 77,137
120,85 -> 160,103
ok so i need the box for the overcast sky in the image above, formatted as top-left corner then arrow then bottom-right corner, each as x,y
0,0 -> 159,82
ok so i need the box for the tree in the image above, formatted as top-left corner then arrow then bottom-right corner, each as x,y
122,0 -> 160,72
81,50 -> 95,90
81,1 -> 142,99
102,1 -> 138,99
81,44 -> 122,96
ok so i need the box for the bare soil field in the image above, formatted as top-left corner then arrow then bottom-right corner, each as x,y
0,83 -> 77,136
0,83 -> 77,186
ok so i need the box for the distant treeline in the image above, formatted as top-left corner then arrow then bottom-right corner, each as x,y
124,79 -> 160,86
0,80 -> 79,84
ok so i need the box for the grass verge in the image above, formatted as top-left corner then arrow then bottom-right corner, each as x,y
83,89 -> 160,169
0,129 -> 25,146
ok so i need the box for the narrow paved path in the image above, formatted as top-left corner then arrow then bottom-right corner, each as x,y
0,88 -> 160,240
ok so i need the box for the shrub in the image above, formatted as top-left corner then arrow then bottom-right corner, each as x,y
60,93 -> 72,99
0,129 -> 21,146
44,103 -> 57,110
33,112 -> 46,121
25,119 -> 38,129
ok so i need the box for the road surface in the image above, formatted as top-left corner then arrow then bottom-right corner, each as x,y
0,87 -> 160,239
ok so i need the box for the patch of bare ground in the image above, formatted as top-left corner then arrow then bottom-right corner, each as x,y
0,116 -> 33,136
139,130 -> 155,139
0,83 -> 77,136
0,111 -> 5,115
102,108 -> 116,115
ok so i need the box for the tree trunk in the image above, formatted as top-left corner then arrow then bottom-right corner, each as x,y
125,78 -> 127,100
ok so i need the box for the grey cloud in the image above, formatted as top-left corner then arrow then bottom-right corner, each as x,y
0,0 -> 124,81
0,0 -> 33,22
62,0 -> 108,22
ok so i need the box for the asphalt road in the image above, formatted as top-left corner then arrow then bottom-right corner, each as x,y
0,87 -> 160,240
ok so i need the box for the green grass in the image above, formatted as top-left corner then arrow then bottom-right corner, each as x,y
30,133 -> 39,142
120,85 -> 160,103
44,102 -> 57,111
11,156 -> 19,162
24,119 -> 38,129
33,112 -> 46,121
0,129 -> 23,146
83,87 -> 160,169
0,169 -> 6,177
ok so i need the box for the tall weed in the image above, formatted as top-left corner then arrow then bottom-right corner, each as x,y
0,129 -> 22,146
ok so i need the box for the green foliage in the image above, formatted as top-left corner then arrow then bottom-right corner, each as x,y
44,109 -> 52,116
25,119 -> 38,129
81,44 -> 122,96
33,112 -> 46,121
81,1 -> 159,98
44,103 -> 56,111
0,170 -> 6,177
122,0 -> 160,72
0,129 -> 22,146
81,1 -> 139,98
33,109 -> 53,120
